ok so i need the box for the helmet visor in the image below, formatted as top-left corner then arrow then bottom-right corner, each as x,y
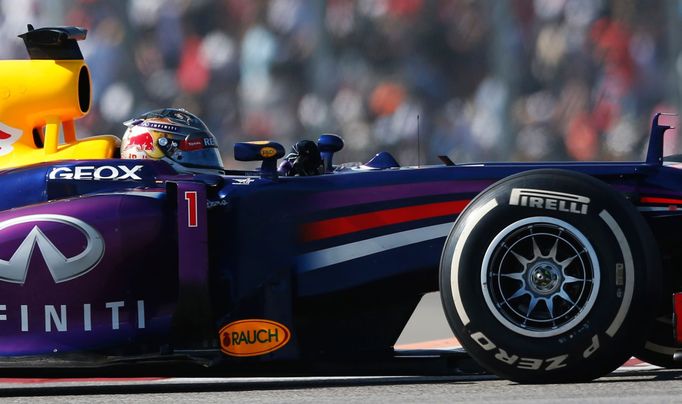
158,133 -> 224,171
173,146 -> 224,170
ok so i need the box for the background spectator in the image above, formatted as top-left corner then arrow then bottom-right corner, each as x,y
0,0 -> 679,168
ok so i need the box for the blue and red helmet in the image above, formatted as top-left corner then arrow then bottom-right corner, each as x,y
121,108 -> 224,172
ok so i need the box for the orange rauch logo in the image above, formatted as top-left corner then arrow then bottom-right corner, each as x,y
219,319 -> 291,357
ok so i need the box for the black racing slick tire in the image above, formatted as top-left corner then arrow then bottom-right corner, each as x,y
636,314 -> 682,368
439,169 -> 661,383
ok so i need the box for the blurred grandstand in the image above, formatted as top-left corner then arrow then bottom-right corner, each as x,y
0,0 -> 679,168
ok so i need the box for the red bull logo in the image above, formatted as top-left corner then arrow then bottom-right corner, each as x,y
125,131 -> 155,152
0,121 -> 22,156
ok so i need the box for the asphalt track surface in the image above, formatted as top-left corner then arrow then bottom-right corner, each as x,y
1,293 -> 680,403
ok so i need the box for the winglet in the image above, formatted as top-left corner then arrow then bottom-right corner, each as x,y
645,113 -> 674,165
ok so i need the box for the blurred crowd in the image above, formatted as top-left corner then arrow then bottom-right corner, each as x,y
0,0 -> 680,167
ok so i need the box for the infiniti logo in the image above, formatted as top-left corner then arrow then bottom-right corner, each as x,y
0,214 -> 104,284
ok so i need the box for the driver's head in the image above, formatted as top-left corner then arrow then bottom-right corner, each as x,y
121,108 -> 224,173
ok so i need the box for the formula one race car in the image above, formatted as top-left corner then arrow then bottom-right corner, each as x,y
0,25 -> 680,384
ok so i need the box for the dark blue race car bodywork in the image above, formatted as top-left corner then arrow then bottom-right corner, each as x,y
1,123 -> 678,370
0,26 -> 680,382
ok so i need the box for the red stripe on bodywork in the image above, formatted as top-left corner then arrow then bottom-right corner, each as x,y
640,196 -> 682,205
302,200 -> 470,242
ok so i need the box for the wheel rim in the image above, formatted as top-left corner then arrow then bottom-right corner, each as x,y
481,217 -> 600,338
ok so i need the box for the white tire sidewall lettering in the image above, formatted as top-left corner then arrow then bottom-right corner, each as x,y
598,209 -> 635,337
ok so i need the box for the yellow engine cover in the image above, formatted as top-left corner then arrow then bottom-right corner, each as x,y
0,59 -> 118,169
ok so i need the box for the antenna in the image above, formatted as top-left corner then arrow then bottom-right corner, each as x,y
417,114 -> 420,168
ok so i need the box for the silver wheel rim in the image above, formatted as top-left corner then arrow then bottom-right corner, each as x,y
481,217 -> 600,338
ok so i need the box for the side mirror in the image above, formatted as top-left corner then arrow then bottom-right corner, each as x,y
234,141 -> 285,178
317,134 -> 344,173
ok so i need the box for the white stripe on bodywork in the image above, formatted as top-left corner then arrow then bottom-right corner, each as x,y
93,191 -> 165,199
600,210 -> 635,337
450,199 -> 498,326
297,222 -> 454,272
638,206 -> 682,212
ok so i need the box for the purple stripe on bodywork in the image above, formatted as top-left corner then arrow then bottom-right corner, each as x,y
637,187 -> 682,199
309,180 -> 494,211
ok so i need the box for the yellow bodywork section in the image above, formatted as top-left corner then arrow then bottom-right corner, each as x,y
0,135 -> 120,169
0,59 -> 119,169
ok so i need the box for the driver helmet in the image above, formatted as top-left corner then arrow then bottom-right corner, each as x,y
121,108 -> 224,173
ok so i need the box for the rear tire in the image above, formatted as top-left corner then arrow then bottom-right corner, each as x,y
440,169 -> 661,383
636,314 -> 682,368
